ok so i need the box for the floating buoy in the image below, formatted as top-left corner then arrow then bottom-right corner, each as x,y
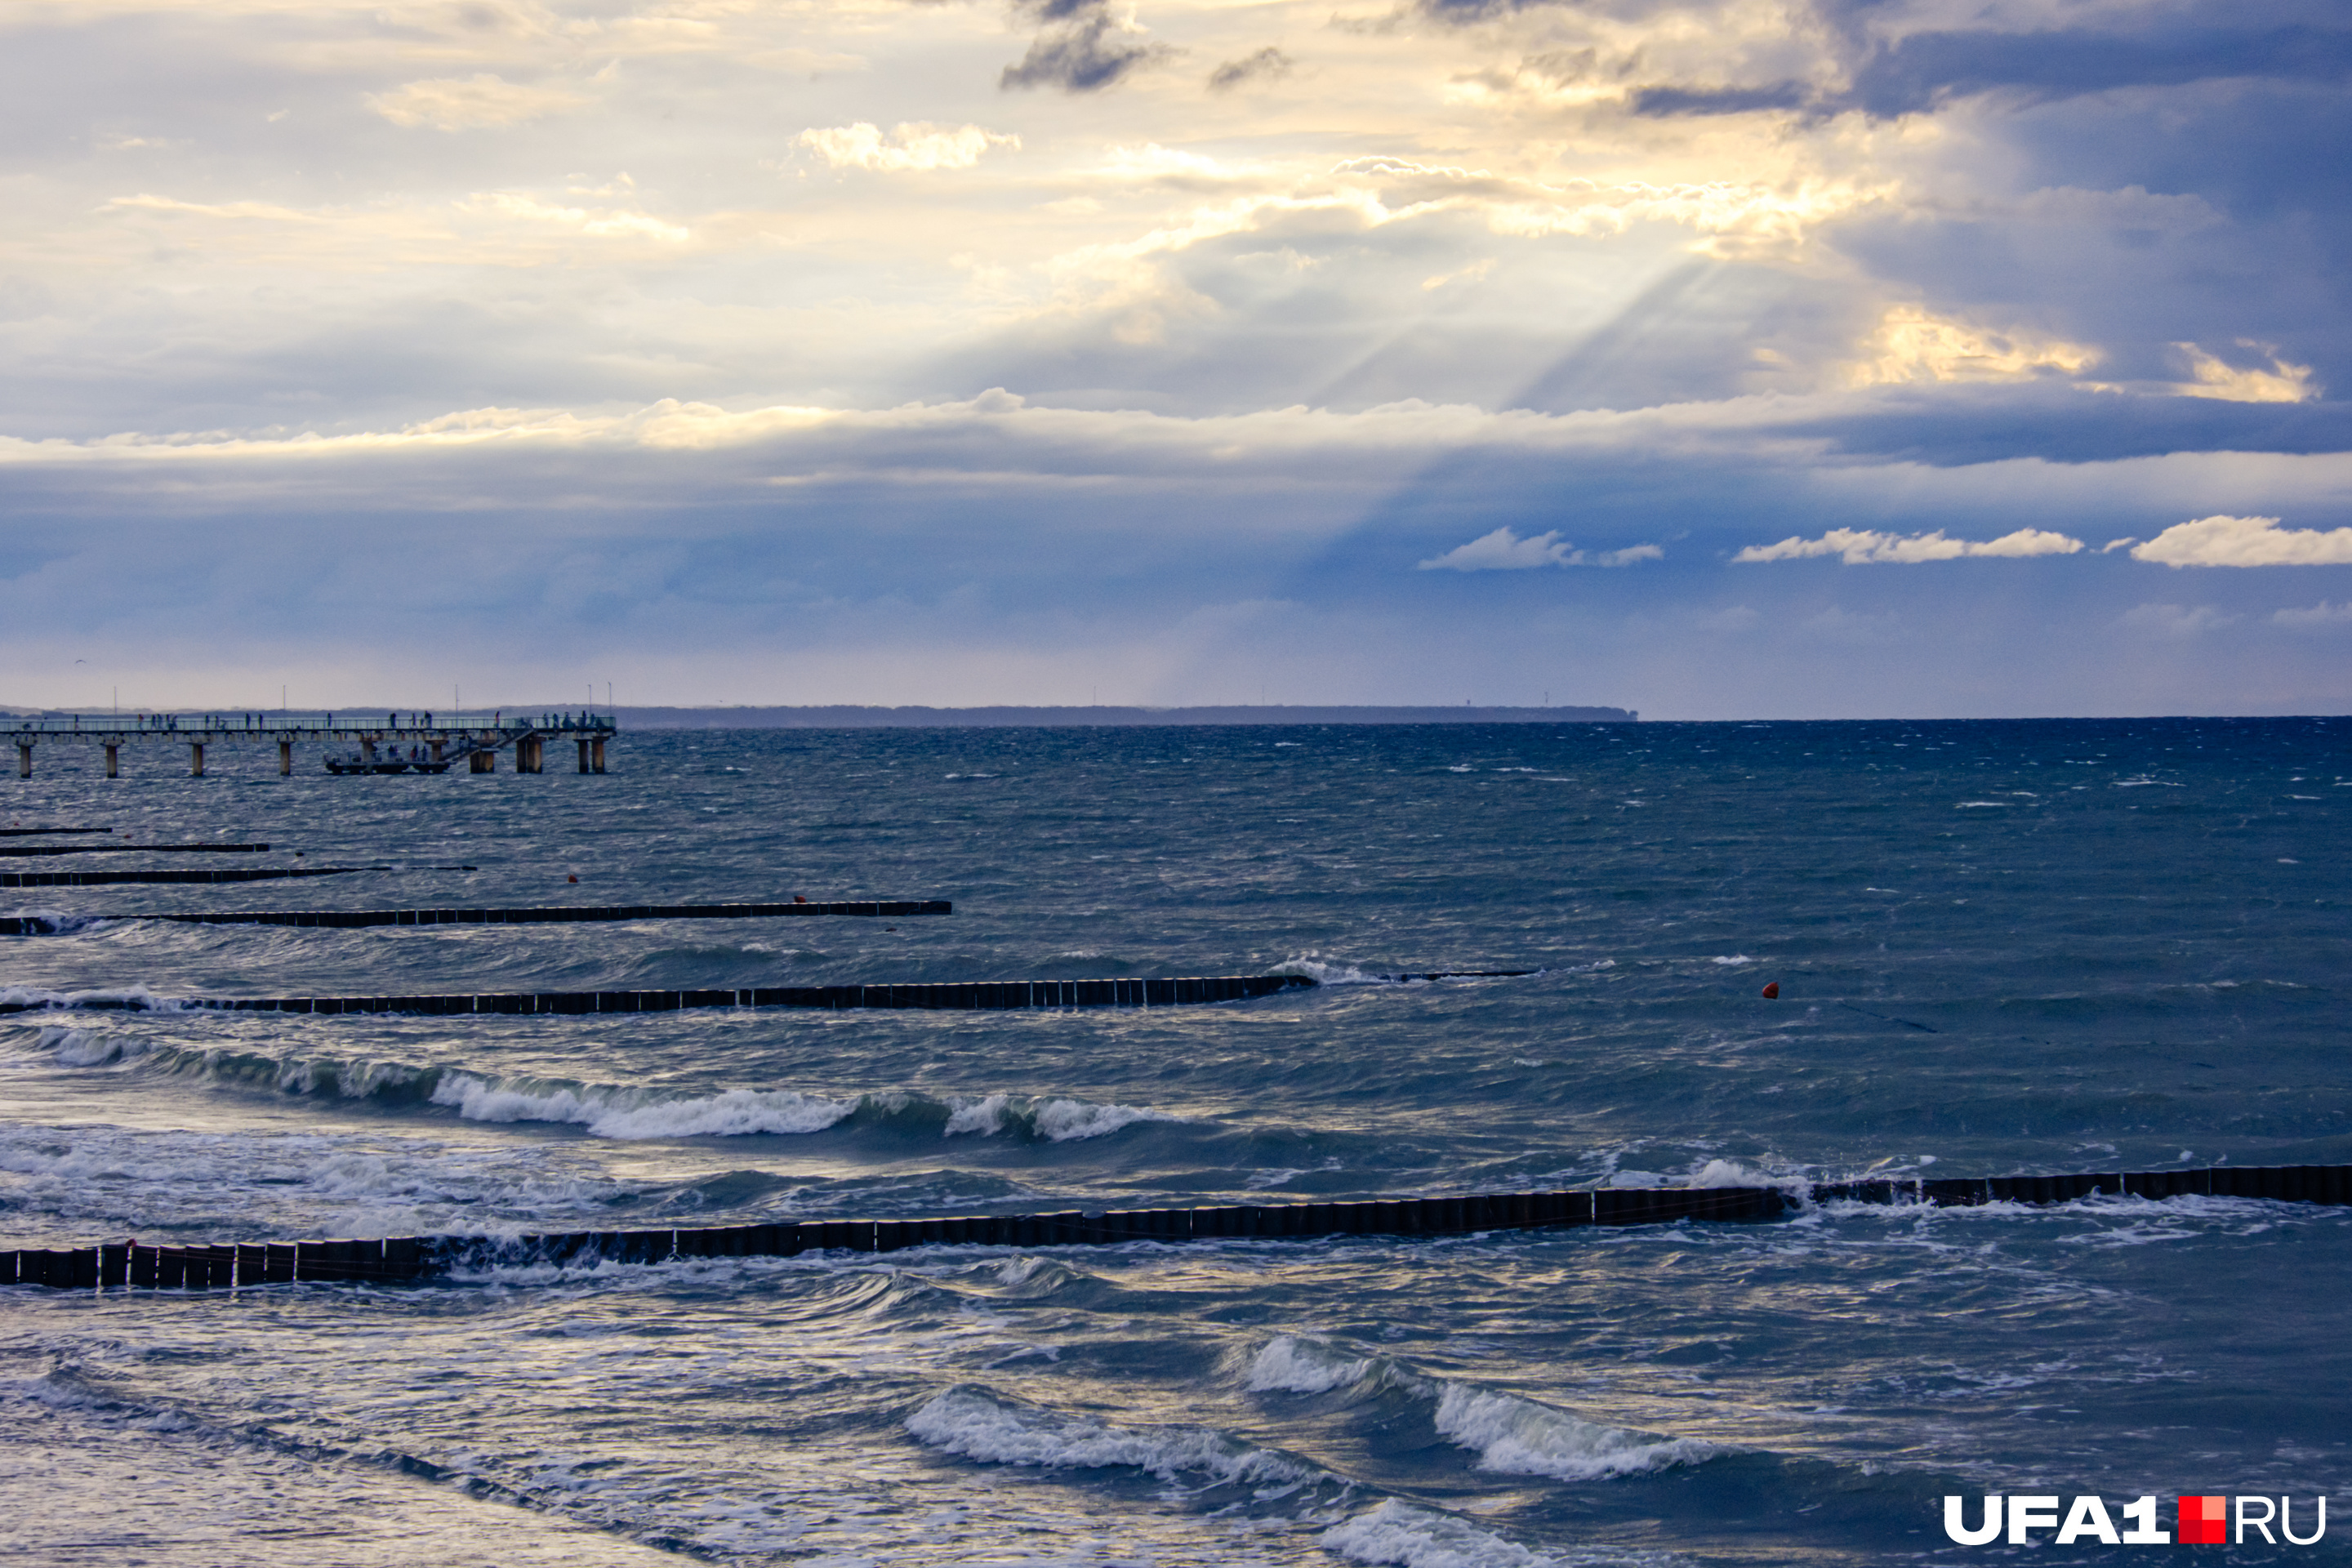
1762,982 -> 1780,999
793,894 -> 807,904
568,875 -> 578,884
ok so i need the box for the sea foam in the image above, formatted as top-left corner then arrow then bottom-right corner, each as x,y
906,1385 -> 1312,1490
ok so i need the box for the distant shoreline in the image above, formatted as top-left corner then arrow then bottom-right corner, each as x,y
606,704 -> 1637,728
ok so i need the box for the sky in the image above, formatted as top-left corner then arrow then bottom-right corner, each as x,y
2,0 -> 2348,718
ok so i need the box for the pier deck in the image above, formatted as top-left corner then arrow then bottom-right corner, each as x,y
5,711 -> 615,777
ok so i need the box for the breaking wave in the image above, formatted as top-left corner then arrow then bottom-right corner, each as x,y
906,1384 -> 1315,1490
1321,1500 -> 1565,1568
1249,1337 -> 1718,1482
16,1023 -> 1185,1143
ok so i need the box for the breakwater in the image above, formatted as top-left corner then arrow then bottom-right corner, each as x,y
0,899 -> 951,935
0,973 -> 1313,1018
0,866 -> 376,888
9,1164 -> 2342,1291
0,841 -> 271,858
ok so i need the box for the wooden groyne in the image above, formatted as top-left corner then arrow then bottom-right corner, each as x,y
9,1164 -> 2345,1291
0,866 -> 379,888
0,900 -> 952,936
0,973 -> 1314,1018
0,842 -> 271,858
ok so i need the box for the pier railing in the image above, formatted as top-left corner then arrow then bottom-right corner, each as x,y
5,712 -> 617,777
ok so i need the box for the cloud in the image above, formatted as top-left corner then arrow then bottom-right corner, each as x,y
1000,2 -> 1175,94
1208,47 -> 1294,93
2172,342 -> 2322,404
1734,528 -> 2087,564
2273,601 -> 2352,629
1418,527 -> 1659,570
1850,308 -> 2100,387
367,74 -> 587,131
2131,515 -> 2352,568
1842,24 -> 2352,118
2118,603 -> 2238,637
1629,82 -> 1809,118
797,122 -> 1019,173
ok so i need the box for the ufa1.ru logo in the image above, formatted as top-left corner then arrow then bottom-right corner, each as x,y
1942,1495 -> 2327,1545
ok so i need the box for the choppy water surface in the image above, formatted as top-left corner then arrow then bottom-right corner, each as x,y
3,719 -> 2348,1566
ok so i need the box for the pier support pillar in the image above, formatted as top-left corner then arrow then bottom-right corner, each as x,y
470,749 -> 496,773
577,738 -> 590,773
278,741 -> 292,777
430,740 -> 444,763
591,737 -> 606,773
518,736 -> 542,773
360,737 -> 376,763
189,742 -> 204,777
105,744 -> 118,779
15,743 -> 29,779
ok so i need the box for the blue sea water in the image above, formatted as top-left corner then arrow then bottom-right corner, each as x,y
1,717 -> 2347,1566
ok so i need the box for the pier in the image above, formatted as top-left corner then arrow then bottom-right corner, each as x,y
3,710 -> 616,778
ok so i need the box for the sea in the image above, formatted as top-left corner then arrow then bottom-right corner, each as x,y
1,717 -> 2346,1566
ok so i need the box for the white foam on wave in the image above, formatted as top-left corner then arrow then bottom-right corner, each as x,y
1248,1336 -> 1717,1485
1708,956 -> 1752,966
0,982 -> 180,1013
34,1025 -> 143,1067
1321,1499 -> 1562,1568
1683,1158 -> 1807,1198
1432,1384 -> 1716,1481
1247,1336 -> 1374,1394
428,1076 -> 1177,1143
945,1092 -> 1181,1142
3,909 -> 110,935
1281,956 -> 1588,985
1273,956 -> 1390,985
906,1386 -> 1312,1490
1035,1097 -> 1176,1141
430,1075 -> 854,1139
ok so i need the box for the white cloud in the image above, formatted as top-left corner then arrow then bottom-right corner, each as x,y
1734,528 -> 2085,564
797,122 -> 1018,173
2131,515 -> 2352,568
1850,307 -> 2100,387
2273,602 -> 2352,629
368,74 -> 587,131
1417,528 -> 1658,571
2118,603 -> 2237,637
2172,342 -> 2320,404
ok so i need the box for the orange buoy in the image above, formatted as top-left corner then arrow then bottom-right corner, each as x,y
568,875 -> 578,883
1762,982 -> 1780,999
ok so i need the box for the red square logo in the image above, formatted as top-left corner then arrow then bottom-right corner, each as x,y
2179,1495 -> 2227,1544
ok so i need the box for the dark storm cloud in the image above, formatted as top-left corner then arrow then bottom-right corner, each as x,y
1000,0 -> 1177,93
1207,46 -> 1294,92
1628,82 -> 1807,117
1410,0 -> 2352,124
1839,23 -> 2352,117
